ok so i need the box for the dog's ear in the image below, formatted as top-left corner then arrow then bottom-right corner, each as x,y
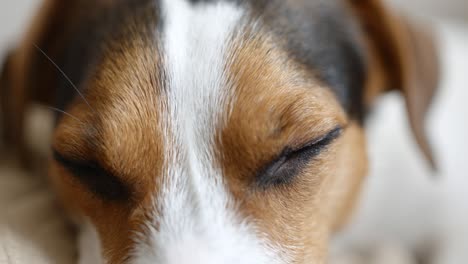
0,49 -> 28,152
0,0 -> 69,158
0,51 -> 13,146
349,0 -> 440,169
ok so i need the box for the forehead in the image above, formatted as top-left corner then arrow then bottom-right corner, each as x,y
54,0 -> 365,152
54,0 -> 365,119
53,0 -> 367,188
50,1 -> 370,189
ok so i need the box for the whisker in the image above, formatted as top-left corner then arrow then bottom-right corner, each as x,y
33,44 -> 94,112
47,106 -> 83,123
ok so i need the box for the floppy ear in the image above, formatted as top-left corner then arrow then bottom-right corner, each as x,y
0,49 -> 28,153
0,51 -> 14,146
349,0 -> 440,169
0,0 -> 69,158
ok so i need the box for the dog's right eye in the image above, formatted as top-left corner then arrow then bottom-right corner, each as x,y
52,150 -> 131,202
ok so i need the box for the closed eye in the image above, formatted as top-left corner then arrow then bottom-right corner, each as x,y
52,150 -> 131,202
256,127 -> 343,189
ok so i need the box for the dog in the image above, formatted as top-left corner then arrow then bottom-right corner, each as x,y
0,0 -> 439,263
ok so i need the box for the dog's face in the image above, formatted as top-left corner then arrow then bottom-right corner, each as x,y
0,0 -> 439,263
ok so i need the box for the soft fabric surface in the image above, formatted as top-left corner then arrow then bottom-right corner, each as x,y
0,159 -> 75,264
0,10 -> 466,264
0,108 -> 75,264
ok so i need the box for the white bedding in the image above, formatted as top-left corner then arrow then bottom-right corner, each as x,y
333,23 -> 468,264
0,161 -> 74,264
0,108 -> 75,264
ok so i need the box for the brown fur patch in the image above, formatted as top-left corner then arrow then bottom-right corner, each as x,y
215,31 -> 369,262
50,35 -> 165,263
348,0 -> 440,168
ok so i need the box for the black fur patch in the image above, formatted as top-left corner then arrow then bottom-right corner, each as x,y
253,0 -> 367,122
31,0 -> 161,115
187,0 -> 368,122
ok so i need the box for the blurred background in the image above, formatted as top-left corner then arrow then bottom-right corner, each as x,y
1,0 -> 467,52
0,1 -> 467,264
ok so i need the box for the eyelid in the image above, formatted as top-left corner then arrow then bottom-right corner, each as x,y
287,126 -> 343,155
52,149 -> 131,202
256,126 -> 343,189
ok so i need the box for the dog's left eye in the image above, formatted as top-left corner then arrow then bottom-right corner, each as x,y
53,150 -> 131,202
256,127 -> 342,189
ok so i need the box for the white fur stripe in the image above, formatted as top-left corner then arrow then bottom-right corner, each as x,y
132,0 -> 286,263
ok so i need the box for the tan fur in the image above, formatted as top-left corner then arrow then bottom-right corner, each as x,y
50,37 -> 165,263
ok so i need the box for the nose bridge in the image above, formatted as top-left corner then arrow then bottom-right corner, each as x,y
166,145 -> 228,228
132,139 -> 285,264
137,159 -> 223,261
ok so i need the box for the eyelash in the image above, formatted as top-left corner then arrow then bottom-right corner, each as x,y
53,150 -> 131,202
256,127 -> 343,189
